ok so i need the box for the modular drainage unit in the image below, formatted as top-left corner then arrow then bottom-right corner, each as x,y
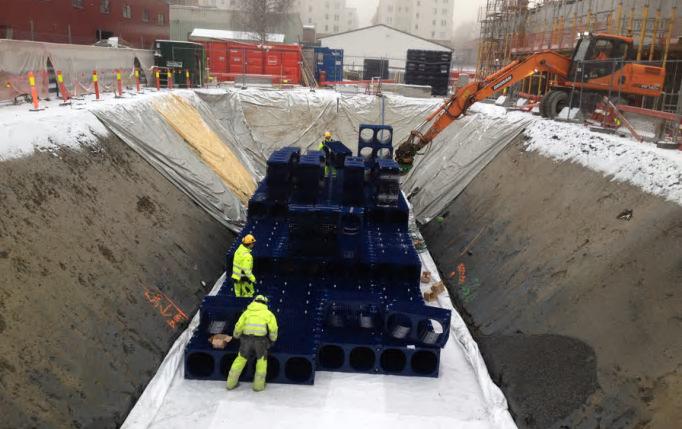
184,124 -> 451,384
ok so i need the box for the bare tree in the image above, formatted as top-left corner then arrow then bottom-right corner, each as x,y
240,0 -> 294,44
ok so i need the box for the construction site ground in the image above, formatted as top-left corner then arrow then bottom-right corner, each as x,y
0,86 -> 680,429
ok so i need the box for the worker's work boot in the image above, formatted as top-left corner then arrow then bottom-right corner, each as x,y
253,357 -> 267,392
226,354 -> 248,390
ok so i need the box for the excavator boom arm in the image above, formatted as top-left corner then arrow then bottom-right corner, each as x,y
395,51 -> 571,165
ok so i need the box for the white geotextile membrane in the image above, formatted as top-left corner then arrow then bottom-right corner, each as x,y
110,88 -> 520,429
122,211 -> 516,429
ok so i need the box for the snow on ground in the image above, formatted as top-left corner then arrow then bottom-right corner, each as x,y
0,90 -> 174,161
469,102 -> 682,207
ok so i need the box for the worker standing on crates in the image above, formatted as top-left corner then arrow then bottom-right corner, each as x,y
227,295 -> 278,392
232,234 -> 256,297
319,131 -> 333,176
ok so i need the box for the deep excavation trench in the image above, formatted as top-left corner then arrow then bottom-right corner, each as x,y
1,90 -> 681,428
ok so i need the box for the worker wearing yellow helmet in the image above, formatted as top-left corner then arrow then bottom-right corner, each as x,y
319,131 -> 333,176
231,234 -> 256,297
227,294 -> 278,391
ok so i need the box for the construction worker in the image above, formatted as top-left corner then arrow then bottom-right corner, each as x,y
226,295 -> 278,392
232,234 -> 256,297
319,131 -> 333,176
319,131 -> 333,151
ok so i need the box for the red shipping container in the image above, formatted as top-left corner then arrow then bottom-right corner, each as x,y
201,40 -> 301,84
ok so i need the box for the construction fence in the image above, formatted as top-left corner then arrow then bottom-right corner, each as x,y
0,39 -> 154,103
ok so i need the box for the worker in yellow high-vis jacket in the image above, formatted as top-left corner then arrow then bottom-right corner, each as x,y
319,131 -> 333,177
232,234 -> 256,297
226,295 -> 278,392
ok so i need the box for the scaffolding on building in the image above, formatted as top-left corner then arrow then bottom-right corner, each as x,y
476,0 -> 680,80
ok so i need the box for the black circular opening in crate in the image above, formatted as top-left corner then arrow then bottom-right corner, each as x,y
411,350 -> 438,375
285,357 -> 313,383
380,348 -> 407,373
266,356 -> 280,382
186,352 -> 215,378
387,313 -> 412,339
219,352 -> 238,377
318,345 -> 345,369
417,319 -> 444,345
349,346 -> 376,371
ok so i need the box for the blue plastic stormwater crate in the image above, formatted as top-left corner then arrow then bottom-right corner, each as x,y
184,126 -> 451,385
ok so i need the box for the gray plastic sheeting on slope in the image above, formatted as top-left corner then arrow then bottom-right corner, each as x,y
194,87 -> 443,175
91,91 -> 256,232
402,105 -> 532,224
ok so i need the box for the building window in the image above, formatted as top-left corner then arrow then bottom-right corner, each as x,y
441,19 -> 446,26
432,19 -> 436,25
416,12 -> 419,18
387,5 -> 393,12
122,4 -> 132,19
417,1 -> 420,5
308,17 -> 312,23
325,14 -> 329,20
325,24 -> 328,31
334,14 -> 339,21
100,0 -> 110,14
333,25 -> 339,32
415,24 -> 418,30
157,13 -> 165,25
308,5 -> 312,12
143,9 -> 150,22
442,8 -> 448,15
72,0 -> 84,8
431,31 -> 435,37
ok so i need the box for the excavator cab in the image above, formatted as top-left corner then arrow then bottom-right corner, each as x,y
568,33 -> 634,82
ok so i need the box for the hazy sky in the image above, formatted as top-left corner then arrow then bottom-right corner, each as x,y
344,0 -> 486,29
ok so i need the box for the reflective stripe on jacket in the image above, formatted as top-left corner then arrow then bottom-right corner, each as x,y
233,301 -> 278,342
231,244 -> 255,283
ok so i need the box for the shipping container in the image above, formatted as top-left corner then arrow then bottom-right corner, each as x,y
201,41 -> 302,85
314,47 -> 344,82
154,40 -> 205,87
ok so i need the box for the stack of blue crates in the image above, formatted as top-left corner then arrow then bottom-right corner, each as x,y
184,124 -> 451,385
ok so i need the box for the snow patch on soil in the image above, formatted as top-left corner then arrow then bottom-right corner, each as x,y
469,102 -> 682,206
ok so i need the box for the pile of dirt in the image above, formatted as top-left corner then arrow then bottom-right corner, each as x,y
0,137 -> 232,428
422,140 -> 682,429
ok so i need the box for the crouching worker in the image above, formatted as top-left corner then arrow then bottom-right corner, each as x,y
227,295 -> 278,391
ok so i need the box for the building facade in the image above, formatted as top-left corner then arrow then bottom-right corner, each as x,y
0,0 -> 169,49
373,0 -> 453,43
319,24 -> 452,73
292,0 -> 359,35
169,5 -> 303,43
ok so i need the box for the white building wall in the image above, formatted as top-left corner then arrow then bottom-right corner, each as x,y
375,0 -> 453,42
293,0 -> 359,34
319,25 -> 452,72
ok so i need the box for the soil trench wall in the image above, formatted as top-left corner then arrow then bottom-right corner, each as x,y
422,140 -> 682,429
0,136 -> 232,428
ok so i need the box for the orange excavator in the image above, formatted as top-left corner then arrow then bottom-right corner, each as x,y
395,33 -> 666,167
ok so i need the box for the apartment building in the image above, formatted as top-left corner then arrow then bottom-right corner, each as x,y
292,0 -> 359,35
374,0 -> 453,42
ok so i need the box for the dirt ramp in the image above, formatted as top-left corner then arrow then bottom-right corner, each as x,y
0,137 -> 231,428
422,141 -> 682,428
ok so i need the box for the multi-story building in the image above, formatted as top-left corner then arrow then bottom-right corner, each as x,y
0,0 -> 169,49
373,0 -> 453,43
292,0 -> 359,35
